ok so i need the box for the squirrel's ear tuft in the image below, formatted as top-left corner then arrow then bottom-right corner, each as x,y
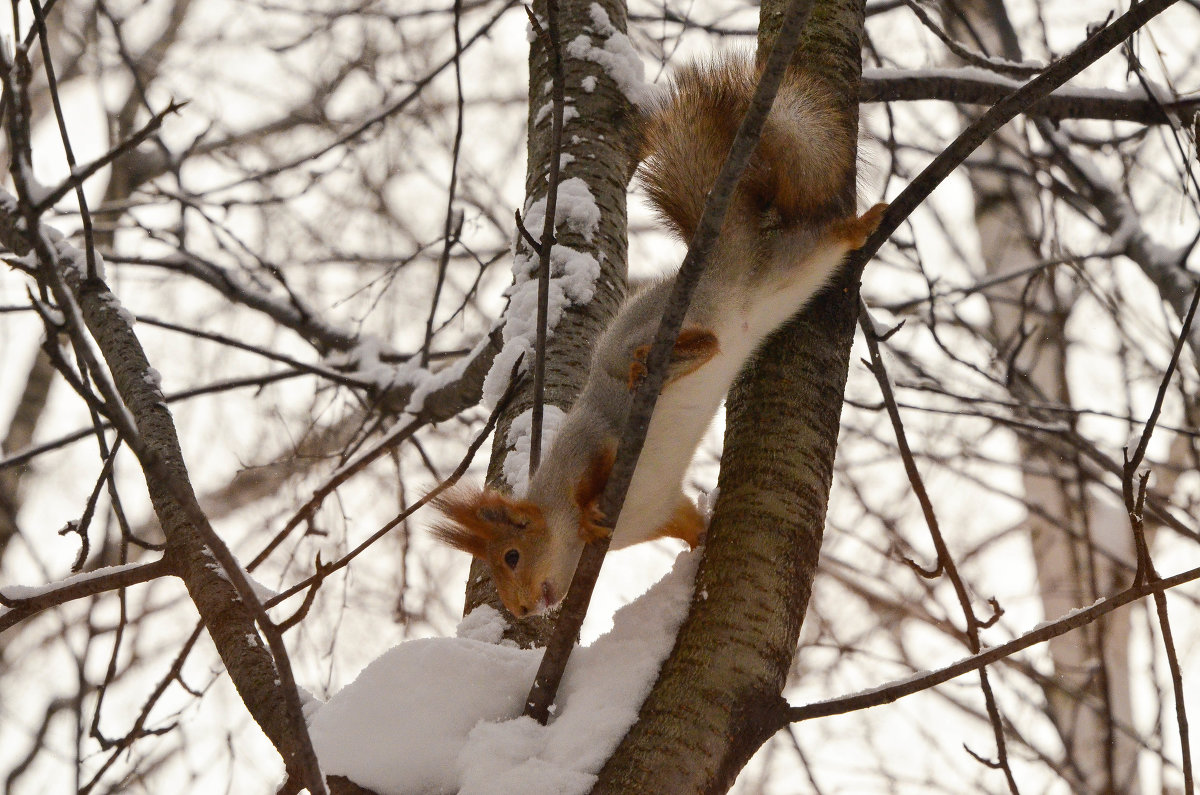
430,486 -> 499,558
430,487 -> 543,558
430,521 -> 489,558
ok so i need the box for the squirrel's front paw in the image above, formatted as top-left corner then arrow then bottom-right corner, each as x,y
627,348 -> 650,391
626,329 -> 720,392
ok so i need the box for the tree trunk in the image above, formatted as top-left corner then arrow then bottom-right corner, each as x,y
593,0 -> 867,790
462,0 -> 638,648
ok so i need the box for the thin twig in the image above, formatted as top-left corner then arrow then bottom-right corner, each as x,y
1119,283 -> 1200,792
858,300 -> 1019,791
421,0 -> 466,368
28,0 -> 98,278
31,101 -> 186,214
526,0 -> 565,477
265,356 -> 523,607
783,563 -> 1200,724
1124,282 -> 1200,484
0,558 -> 172,632
901,0 -> 1041,78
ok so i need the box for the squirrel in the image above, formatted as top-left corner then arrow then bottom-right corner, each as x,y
432,54 -> 887,617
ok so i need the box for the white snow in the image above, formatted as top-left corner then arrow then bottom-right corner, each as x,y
13,154 -> 55,208
198,544 -> 277,604
503,405 -> 567,495
405,331 -> 496,415
0,561 -> 149,601
456,604 -> 511,644
30,297 -> 64,326
480,179 -> 602,409
51,234 -> 107,280
99,289 -> 137,327
862,66 -> 1182,106
565,4 -> 656,110
533,101 -> 581,127
308,549 -> 701,794
521,178 -> 601,245
335,334 -> 400,392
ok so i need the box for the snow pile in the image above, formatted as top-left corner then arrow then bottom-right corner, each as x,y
308,549 -> 701,794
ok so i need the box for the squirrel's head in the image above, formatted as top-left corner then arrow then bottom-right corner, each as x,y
430,448 -> 614,617
431,486 -> 581,617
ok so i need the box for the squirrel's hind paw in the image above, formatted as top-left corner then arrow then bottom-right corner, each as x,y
831,202 -> 889,250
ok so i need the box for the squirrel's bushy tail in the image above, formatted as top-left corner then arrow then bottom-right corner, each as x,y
638,54 -> 853,241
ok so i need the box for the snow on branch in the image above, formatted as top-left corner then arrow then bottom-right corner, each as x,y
862,66 -> 1200,123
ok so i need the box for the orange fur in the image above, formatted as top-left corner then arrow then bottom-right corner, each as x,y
574,446 -> 616,543
430,488 -> 544,558
430,54 -> 884,618
829,202 -> 888,249
655,498 -> 707,548
627,328 -> 721,391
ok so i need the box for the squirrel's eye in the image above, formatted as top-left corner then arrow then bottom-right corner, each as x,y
503,549 -> 520,570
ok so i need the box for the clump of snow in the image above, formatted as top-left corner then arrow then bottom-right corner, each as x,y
52,235 -> 106,280
565,4 -> 656,110
336,335 -> 400,392
197,545 -> 277,605
323,330 -> 499,417
308,549 -> 701,795
696,486 -> 720,524
309,636 -> 540,794
98,290 -> 137,327
405,331 -> 496,415
534,102 -> 581,127
521,178 -> 601,245
297,685 -> 323,721
503,406 -> 566,495
481,180 -> 602,409
456,605 -> 511,645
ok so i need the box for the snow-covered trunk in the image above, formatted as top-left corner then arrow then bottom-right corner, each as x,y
942,1 -> 1140,789
592,1 -> 867,790
462,0 -> 636,647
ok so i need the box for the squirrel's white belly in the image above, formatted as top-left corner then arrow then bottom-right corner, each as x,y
608,253 -> 842,547
611,330 -> 753,548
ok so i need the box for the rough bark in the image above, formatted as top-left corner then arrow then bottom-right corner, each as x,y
592,0 -> 866,790
463,0 -> 635,647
